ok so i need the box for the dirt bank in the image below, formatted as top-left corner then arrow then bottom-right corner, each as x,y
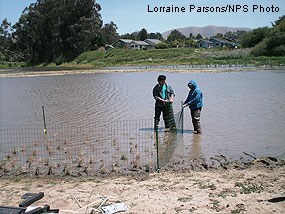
1,165 -> 284,214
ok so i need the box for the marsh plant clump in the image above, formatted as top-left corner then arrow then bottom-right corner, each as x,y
0,124 -> 157,176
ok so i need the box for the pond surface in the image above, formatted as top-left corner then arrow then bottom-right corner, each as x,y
1,70 -> 285,161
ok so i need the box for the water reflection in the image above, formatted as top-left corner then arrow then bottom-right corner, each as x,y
189,134 -> 202,160
158,131 -> 177,167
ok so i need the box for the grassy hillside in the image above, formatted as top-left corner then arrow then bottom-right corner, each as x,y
1,48 -> 284,69
71,48 -> 285,68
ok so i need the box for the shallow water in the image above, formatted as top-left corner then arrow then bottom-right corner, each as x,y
1,70 -> 285,161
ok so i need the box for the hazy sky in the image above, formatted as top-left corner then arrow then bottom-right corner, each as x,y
0,0 -> 284,34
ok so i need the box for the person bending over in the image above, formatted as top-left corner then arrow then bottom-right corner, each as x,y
153,75 -> 176,132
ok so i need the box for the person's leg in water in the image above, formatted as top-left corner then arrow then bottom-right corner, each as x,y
191,108 -> 202,134
162,105 -> 170,131
154,106 -> 162,131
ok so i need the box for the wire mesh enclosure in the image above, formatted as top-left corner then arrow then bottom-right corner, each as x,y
0,120 -> 156,176
0,103 -> 184,176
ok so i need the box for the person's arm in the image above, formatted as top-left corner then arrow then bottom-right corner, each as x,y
155,96 -> 169,104
183,92 -> 191,107
169,94 -> 174,103
167,85 -> 175,103
153,86 -> 159,100
188,90 -> 202,107
153,86 -> 167,102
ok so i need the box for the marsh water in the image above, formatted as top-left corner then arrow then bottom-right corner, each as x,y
1,70 -> 285,163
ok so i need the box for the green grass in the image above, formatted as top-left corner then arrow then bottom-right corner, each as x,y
72,48 -> 285,68
0,61 -> 26,69
1,48 -> 285,69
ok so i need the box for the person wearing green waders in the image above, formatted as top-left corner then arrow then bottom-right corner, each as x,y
153,75 -> 176,132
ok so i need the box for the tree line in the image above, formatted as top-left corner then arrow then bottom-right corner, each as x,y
239,16 -> 285,56
0,0 -> 119,64
0,0 -> 284,65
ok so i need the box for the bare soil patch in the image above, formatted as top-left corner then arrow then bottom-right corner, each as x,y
1,165 -> 284,214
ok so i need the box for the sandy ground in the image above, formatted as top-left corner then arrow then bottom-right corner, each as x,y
0,166 -> 284,214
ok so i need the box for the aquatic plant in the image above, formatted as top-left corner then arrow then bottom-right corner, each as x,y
27,156 -> 34,168
48,165 -> 53,175
111,163 -> 121,173
89,156 -> 94,164
44,159 -> 49,166
12,148 -> 17,155
34,141 -> 39,147
21,146 -> 26,152
145,160 -> 153,172
120,154 -> 128,160
32,150 -> 37,157
63,164 -> 70,176
77,159 -> 83,168
100,163 -> 106,174
35,166 -> 40,176
83,166 -> 89,174
46,144 -> 52,155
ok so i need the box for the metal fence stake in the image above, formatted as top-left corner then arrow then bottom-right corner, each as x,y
155,123 -> 160,173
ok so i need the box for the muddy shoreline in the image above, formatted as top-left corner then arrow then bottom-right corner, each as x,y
0,65 -> 284,78
1,154 -> 284,178
0,164 -> 284,214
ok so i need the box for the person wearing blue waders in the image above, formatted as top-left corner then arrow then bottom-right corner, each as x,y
183,80 -> 204,134
153,75 -> 176,132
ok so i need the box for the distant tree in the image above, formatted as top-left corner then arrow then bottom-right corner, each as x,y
172,40 -> 180,48
185,38 -> 196,48
271,15 -> 285,27
120,29 -> 163,41
196,33 -> 203,40
12,0 -> 103,63
120,33 -> 132,39
155,32 -> 163,40
148,32 -> 163,40
101,21 -> 119,44
155,42 -> 169,49
224,30 -> 247,40
239,27 -> 269,48
252,17 -> 285,56
215,33 -> 223,37
120,31 -> 139,40
138,28 -> 148,41
0,19 -> 22,61
149,33 -> 156,39
0,19 -> 11,60
167,30 -> 186,42
188,33 -> 194,39
0,19 -> 12,38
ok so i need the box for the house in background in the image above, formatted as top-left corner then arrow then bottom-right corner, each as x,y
105,45 -> 114,51
130,41 -> 150,50
196,37 -> 239,48
209,37 -> 238,48
144,39 -> 162,48
111,39 -> 133,49
111,39 -> 162,50
196,39 -> 214,48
